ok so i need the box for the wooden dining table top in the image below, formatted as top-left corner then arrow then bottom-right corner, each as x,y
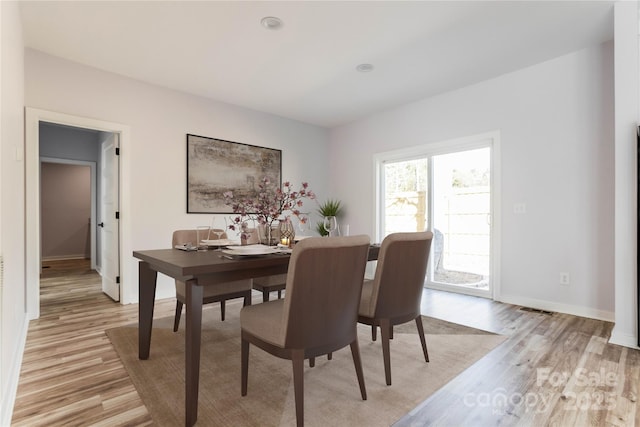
133,247 -> 291,279
133,243 -> 381,281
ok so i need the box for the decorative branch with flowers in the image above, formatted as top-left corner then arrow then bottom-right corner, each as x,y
223,177 -> 315,243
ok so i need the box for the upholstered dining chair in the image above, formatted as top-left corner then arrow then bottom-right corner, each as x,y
358,231 -> 433,386
172,229 -> 252,332
240,235 -> 371,427
243,227 -> 287,302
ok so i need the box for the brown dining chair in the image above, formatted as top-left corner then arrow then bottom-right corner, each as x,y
172,229 -> 252,332
252,274 -> 287,302
243,227 -> 287,302
358,231 -> 433,386
240,235 -> 371,427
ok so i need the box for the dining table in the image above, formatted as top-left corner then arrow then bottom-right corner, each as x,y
133,242 -> 380,427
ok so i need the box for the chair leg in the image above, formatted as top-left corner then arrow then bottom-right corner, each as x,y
350,340 -> 367,400
220,300 -> 226,321
241,338 -> 249,396
415,316 -> 429,362
310,353 -> 331,367
380,319 -> 392,386
371,325 -> 377,341
173,301 -> 183,332
292,349 -> 305,427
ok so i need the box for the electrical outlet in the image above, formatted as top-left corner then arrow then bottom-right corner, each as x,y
559,272 -> 570,285
513,203 -> 526,214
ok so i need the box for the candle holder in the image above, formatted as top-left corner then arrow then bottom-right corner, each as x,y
279,218 -> 295,248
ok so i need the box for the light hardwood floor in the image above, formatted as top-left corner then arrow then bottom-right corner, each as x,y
11,259 -> 639,426
12,260 -> 175,426
397,292 -> 639,427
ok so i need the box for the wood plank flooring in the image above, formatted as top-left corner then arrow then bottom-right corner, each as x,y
11,259 -> 640,426
397,291 -> 640,427
11,260 -> 175,426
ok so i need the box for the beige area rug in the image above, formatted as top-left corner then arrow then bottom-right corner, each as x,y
107,306 -> 505,427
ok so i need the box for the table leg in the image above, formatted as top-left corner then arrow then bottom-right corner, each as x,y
138,261 -> 157,360
185,278 -> 203,427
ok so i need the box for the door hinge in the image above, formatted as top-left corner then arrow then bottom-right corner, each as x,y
116,276 -> 120,284
115,211 -> 120,219
115,147 -> 120,155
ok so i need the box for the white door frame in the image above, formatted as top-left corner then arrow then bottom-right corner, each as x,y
40,157 -> 97,269
25,108 -> 132,319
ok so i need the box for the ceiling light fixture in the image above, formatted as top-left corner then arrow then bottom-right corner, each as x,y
356,63 -> 374,73
261,16 -> 283,30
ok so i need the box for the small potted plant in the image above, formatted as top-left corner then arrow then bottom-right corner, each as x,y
316,199 -> 342,236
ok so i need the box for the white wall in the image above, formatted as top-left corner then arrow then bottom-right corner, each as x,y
330,42 -> 615,321
0,1 -> 26,424
40,122 -> 101,161
41,163 -> 92,260
25,50 -> 330,303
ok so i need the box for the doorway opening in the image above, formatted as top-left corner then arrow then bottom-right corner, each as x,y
375,132 -> 500,298
38,122 -> 120,301
26,108 -> 128,319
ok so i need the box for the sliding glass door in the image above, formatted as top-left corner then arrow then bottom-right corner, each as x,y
377,134 -> 497,297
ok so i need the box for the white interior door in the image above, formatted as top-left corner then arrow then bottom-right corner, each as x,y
100,133 -> 120,301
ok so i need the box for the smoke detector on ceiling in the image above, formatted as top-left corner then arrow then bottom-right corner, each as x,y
356,64 -> 374,73
261,16 -> 283,30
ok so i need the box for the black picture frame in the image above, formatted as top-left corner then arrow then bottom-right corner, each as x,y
186,134 -> 282,213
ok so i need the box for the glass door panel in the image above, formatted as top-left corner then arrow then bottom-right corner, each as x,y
431,148 -> 490,291
383,158 -> 429,234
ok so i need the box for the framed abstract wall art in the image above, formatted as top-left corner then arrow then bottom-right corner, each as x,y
186,134 -> 282,213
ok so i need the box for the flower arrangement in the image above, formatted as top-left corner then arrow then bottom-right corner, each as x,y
223,177 -> 315,242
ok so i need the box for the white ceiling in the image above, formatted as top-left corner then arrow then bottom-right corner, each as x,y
19,1 -> 614,128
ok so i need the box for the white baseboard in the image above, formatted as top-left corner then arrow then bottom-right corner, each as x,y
426,282 -> 491,299
41,255 -> 89,262
609,329 -> 640,349
497,294 -> 615,323
1,316 -> 29,426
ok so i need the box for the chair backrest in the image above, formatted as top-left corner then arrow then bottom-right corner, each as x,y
172,229 -> 227,246
280,235 -> 370,350
365,231 -> 433,319
172,229 -> 242,290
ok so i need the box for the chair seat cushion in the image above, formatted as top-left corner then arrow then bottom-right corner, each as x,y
358,279 -> 375,318
240,299 -> 285,348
